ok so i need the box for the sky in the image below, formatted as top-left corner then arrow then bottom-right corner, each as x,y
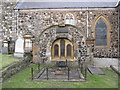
35,0 -> 119,2
25,0 -> 119,2
8,0 -> 119,2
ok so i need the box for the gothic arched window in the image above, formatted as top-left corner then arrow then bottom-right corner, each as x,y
65,14 -> 74,25
54,44 -> 59,57
60,39 -> 65,57
67,44 -> 72,57
95,18 -> 108,46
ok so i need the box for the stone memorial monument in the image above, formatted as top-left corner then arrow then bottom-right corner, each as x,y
14,35 -> 24,58
2,40 -> 9,54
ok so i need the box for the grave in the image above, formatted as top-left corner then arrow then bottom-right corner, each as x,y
2,40 -> 8,54
88,67 -> 105,75
56,61 -> 67,67
8,41 -> 15,54
32,60 -> 87,82
34,67 -> 85,82
14,35 -> 24,58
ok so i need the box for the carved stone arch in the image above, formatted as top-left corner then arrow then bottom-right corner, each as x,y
38,24 -> 86,41
91,15 -> 111,48
38,24 -> 86,61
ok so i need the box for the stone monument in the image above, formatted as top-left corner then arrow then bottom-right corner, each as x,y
2,40 -> 9,54
14,35 -> 24,58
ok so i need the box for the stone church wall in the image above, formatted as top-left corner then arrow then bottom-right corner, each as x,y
1,2 -> 119,59
1,1 -> 18,41
36,25 -> 87,63
16,9 -> 119,58
88,9 -> 119,58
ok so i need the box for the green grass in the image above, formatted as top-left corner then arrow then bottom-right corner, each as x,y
2,65 -> 118,88
0,54 -> 20,69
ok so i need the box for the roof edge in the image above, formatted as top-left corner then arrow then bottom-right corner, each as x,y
116,1 -> 120,7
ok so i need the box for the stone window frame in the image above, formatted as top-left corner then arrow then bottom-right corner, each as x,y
91,15 -> 111,48
65,13 -> 75,25
51,39 -> 74,61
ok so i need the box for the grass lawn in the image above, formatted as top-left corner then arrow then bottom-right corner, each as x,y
0,54 -> 19,69
2,65 -> 118,88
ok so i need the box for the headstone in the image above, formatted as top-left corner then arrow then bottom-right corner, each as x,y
56,61 -> 67,67
88,67 -> 105,75
8,41 -> 15,54
0,40 -> 2,53
2,40 -> 8,54
14,35 -> 24,58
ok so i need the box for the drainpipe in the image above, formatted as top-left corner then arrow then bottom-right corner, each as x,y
15,10 -> 17,35
16,9 -> 19,36
86,7 -> 89,38
118,7 -> 120,59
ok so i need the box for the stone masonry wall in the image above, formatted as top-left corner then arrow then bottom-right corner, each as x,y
1,2 -> 119,58
1,0 -> 17,41
37,25 -> 87,63
1,52 -> 32,81
88,9 -> 119,58
16,9 -> 119,58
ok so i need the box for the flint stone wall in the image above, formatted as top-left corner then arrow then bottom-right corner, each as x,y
1,2 -> 119,58
1,1 -> 18,41
17,9 -> 118,58
35,25 -> 87,62
1,53 -> 32,82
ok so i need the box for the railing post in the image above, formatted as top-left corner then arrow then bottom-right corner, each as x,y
66,59 -> 68,67
31,67 -> 33,80
46,67 -> 48,80
68,67 -> 70,80
38,63 -> 40,73
85,67 -> 87,80
78,59 -> 80,67
81,63 -> 83,75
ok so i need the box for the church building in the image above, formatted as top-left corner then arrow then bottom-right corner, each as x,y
1,0 -> 120,66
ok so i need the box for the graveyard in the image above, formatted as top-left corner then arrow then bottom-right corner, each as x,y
0,54 -> 19,69
1,0 -> 120,89
2,61 -> 118,88
0,53 -> 118,88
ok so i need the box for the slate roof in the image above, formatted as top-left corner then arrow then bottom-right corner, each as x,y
14,0 -> 119,9
116,1 -> 120,7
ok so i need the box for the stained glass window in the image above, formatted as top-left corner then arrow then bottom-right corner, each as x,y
67,44 -> 71,57
95,18 -> 107,46
60,39 -> 65,57
54,44 -> 59,57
